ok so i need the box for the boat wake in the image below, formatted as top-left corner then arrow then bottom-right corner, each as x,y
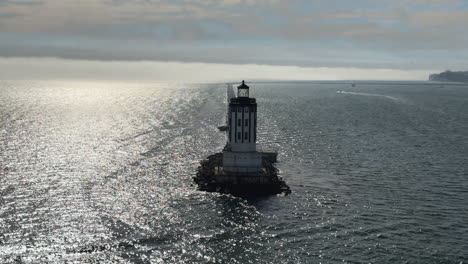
337,91 -> 400,101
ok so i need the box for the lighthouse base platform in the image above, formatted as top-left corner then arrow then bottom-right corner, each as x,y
193,152 -> 291,196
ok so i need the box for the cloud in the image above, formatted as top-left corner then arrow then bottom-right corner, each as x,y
392,0 -> 460,6
0,0 -> 467,70
409,11 -> 468,26
0,0 -> 465,41
0,0 -> 42,5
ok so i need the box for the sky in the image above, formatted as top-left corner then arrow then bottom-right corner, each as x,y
1,0 -> 468,80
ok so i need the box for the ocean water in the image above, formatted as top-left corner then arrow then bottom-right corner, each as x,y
1,80 -> 467,263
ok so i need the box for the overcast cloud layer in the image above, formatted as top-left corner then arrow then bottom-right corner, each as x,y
1,0 -> 468,71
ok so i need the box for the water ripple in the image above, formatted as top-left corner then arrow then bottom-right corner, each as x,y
1,81 -> 467,263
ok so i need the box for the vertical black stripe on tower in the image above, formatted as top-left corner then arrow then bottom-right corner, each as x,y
249,111 -> 251,143
241,106 -> 244,143
234,107 -> 237,143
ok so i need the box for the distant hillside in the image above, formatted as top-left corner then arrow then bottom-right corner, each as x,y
429,71 -> 468,83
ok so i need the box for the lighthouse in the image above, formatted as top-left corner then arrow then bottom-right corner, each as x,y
194,81 -> 290,195
222,81 -> 262,173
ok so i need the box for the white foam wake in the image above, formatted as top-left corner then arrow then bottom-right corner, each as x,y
337,91 -> 400,101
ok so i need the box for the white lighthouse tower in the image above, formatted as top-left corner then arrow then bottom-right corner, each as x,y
194,80 -> 290,195
222,81 -> 262,173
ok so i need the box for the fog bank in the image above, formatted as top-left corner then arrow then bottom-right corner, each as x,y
0,57 -> 432,82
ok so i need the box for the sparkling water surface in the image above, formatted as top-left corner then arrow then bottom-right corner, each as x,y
1,80 -> 467,263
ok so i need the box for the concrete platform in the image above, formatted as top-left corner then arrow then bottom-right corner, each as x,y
193,152 -> 291,196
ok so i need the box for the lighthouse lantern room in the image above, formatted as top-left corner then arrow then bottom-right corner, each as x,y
223,81 -> 262,173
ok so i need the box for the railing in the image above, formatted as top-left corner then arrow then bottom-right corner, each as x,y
256,145 -> 277,153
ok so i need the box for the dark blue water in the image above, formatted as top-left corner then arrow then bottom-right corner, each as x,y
1,80 -> 467,263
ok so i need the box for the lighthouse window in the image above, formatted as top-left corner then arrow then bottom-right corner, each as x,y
245,132 -> 248,140
238,119 -> 241,126
238,132 -> 241,140
245,119 -> 248,126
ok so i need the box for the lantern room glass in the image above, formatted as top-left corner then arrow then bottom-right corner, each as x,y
238,88 -> 249,97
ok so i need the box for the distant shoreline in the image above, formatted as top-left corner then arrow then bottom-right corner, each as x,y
429,71 -> 468,83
